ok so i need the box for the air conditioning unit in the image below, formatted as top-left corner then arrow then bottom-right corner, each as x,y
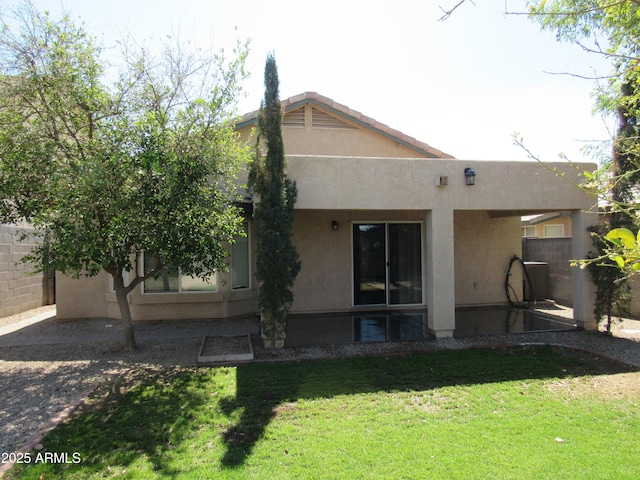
523,261 -> 549,301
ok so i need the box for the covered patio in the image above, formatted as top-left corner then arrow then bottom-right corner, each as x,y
286,156 -> 598,338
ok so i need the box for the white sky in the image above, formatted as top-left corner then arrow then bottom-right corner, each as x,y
24,0 -> 616,162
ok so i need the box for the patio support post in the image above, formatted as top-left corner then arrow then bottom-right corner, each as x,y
427,208 -> 456,338
571,209 -> 597,330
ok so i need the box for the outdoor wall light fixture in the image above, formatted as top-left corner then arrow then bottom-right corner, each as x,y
331,220 -> 339,231
464,167 -> 476,186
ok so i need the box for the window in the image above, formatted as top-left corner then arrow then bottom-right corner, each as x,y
232,222 -> 250,289
522,226 -> 536,237
143,254 -> 218,293
543,224 -> 564,238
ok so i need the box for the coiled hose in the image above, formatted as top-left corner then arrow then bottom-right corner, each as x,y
505,255 -> 534,309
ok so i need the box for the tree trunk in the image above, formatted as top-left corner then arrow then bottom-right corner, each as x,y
112,272 -> 137,351
260,310 -> 286,349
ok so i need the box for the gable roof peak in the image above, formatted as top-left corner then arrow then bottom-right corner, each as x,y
237,92 -> 455,159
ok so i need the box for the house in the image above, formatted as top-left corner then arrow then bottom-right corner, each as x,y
521,211 -> 573,239
56,92 -> 598,336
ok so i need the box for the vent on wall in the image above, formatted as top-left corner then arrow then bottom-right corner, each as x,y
283,107 -> 305,127
312,107 -> 356,129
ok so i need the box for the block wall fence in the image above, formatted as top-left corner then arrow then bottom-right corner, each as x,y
0,224 -> 53,318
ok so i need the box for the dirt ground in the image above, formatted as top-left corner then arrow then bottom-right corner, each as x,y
546,371 -> 640,399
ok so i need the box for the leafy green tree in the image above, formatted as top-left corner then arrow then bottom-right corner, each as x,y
587,225 -> 632,333
248,53 -> 301,348
525,0 -> 640,323
584,72 -> 640,330
0,1 -> 250,351
611,76 -> 640,214
526,0 -> 640,202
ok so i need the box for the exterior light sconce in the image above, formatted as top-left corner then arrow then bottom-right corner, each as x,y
464,167 -> 476,186
331,220 -> 339,231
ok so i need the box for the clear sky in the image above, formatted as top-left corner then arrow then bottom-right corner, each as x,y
22,0 -> 615,162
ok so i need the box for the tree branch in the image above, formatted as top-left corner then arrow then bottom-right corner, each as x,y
123,256 -> 169,296
511,134 -> 604,208
504,1 -> 633,17
542,70 -> 619,80
438,0 -> 474,21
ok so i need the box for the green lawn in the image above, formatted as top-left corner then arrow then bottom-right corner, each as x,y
5,346 -> 640,479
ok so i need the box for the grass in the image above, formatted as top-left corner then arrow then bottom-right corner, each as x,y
5,345 -> 640,479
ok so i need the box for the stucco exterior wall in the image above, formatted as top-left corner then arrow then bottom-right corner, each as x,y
58,271 -> 259,321
56,272 -> 108,319
235,101 -> 440,160
523,235 -> 640,315
287,156 -> 594,212
290,210 -> 428,314
57,251 -> 258,321
291,210 -> 524,313
56,155 -> 596,323
57,209 -> 527,320
454,212 -> 523,307
279,123 -> 430,158
289,210 -> 353,313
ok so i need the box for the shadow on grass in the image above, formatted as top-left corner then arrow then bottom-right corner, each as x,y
11,367 -> 212,479
217,345 -> 638,468
8,345 -> 638,478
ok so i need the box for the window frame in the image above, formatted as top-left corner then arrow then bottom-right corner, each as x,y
141,253 -> 219,294
352,221 -> 424,307
543,224 -> 564,238
231,221 -> 251,291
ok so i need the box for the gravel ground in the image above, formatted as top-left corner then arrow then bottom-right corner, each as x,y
1,305 -> 639,472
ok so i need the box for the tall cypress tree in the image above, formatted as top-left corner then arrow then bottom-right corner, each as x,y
249,53 -> 301,348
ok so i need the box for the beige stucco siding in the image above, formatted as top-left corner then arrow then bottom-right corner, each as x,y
56,272 -> 108,319
235,103 -> 438,160
57,245 -> 258,321
280,124 -> 432,158
290,210 -> 428,314
289,210 -> 352,313
56,156 -> 595,322
290,210 -> 524,313
454,212 -> 523,306
287,156 -> 595,212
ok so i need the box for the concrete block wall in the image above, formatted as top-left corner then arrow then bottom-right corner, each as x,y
522,237 -> 573,307
523,236 -> 640,317
0,224 -> 50,318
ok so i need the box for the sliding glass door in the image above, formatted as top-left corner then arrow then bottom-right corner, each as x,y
388,223 -> 423,304
353,223 -> 423,306
353,224 -> 387,305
